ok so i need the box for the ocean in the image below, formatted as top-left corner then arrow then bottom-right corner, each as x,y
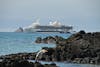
0,32 -> 99,67
0,32 -> 71,55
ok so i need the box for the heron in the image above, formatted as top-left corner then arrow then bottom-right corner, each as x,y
35,49 -> 48,62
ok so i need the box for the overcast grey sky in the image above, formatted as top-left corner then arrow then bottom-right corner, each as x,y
0,0 -> 100,32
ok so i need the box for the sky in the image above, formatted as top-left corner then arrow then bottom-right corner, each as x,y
0,0 -> 100,32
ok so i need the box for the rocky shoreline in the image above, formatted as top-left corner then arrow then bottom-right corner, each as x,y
0,30 -> 100,67
35,30 -> 100,64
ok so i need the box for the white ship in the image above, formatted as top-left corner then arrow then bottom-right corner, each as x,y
24,20 -> 73,33
16,20 -> 73,33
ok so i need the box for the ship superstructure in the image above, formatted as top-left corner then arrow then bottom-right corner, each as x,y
24,20 -> 73,33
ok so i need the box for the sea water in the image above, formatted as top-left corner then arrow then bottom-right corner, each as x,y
0,32 -> 71,55
0,32 -> 99,67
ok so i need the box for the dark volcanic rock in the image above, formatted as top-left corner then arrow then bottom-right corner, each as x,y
0,59 -> 57,67
34,30 -> 100,64
35,36 -> 65,44
0,53 -> 36,60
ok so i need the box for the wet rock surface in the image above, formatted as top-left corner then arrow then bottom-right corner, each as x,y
0,59 -> 57,67
0,30 -> 100,65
